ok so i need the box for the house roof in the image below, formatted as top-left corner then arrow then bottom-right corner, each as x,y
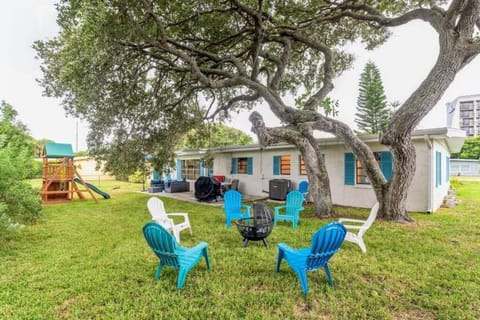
174,127 -> 467,156
43,143 -> 74,158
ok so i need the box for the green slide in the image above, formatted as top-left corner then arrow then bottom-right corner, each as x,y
74,178 -> 111,199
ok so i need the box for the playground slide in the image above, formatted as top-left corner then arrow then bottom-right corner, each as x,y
74,178 -> 111,199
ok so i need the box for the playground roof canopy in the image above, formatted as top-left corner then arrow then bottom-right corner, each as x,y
43,143 -> 74,158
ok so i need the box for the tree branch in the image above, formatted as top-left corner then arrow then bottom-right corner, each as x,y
279,30 -> 335,110
444,0 -> 466,26
322,2 -> 444,32
139,0 -> 167,44
249,111 -> 305,147
455,0 -> 480,38
267,36 -> 292,91
207,93 -> 261,120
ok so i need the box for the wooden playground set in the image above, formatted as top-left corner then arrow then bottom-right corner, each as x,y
40,143 -> 109,204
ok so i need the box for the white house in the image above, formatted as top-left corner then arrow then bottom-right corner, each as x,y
74,156 -> 115,181
174,127 -> 466,213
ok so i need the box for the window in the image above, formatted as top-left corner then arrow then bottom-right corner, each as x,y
345,152 -> 393,185
237,158 -> 248,174
231,157 -> 253,175
355,153 -> 381,185
299,156 -> 307,175
459,101 -> 474,111
299,154 -> 324,175
355,157 -> 370,185
180,159 -> 200,180
273,155 -> 291,175
446,156 -> 450,182
280,155 -> 291,175
435,151 -> 442,187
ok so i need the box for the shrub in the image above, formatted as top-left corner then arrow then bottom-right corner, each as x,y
0,203 -> 24,240
0,102 -> 43,239
28,160 -> 43,179
450,176 -> 462,190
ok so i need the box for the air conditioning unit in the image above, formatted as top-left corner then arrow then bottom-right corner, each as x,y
269,179 -> 291,201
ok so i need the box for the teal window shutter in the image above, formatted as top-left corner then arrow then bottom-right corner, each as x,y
199,160 -> 204,177
176,159 -> 182,180
380,151 -> 393,182
446,156 -> 450,182
247,157 -> 253,175
344,153 -> 355,185
231,158 -> 238,174
435,151 -> 442,187
273,156 -> 280,175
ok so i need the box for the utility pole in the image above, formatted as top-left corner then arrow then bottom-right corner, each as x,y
75,120 -> 78,152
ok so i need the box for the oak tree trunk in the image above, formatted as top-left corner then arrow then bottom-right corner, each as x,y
299,136 -> 334,218
250,111 -> 334,217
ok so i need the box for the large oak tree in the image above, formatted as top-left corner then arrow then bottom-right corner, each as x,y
35,1 -> 480,222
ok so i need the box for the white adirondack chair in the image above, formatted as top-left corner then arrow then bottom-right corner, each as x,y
147,197 -> 192,243
338,202 -> 379,253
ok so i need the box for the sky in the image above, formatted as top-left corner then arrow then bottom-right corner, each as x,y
1,2 -> 479,152
0,1 -> 89,151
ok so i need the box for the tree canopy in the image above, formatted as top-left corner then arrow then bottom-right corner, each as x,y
35,138 -> 55,158
34,0 -> 384,177
177,124 -> 253,150
452,136 -> 480,159
35,1 -> 480,222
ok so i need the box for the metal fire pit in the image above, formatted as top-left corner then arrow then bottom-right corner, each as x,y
235,202 -> 273,247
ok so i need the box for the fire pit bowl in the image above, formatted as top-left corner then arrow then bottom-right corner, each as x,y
235,202 -> 273,247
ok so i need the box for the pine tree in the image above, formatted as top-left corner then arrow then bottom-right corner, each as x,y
355,61 -> 390,134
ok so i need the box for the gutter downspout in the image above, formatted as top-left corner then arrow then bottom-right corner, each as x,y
424,135 -> 433,213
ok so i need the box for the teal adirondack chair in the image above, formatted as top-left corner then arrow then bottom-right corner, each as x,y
276,222 -> 347,294
222,190 -> 250,228
298,181 -> 309,202
274,190 -> 304,229
142,222 -> 210,289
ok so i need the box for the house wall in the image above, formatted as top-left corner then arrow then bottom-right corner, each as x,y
177,129 -> 461,213
213,147 -> 310,196
431,140 -> 452,211
74,157 -> 115,181
212,153 -> 231,179
324,141 -> 430,212
326,142 -> 379,209
212,140 -> 437,212
409,141 -> 431,212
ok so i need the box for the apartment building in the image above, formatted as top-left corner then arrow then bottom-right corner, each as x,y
446,94 -> 480,137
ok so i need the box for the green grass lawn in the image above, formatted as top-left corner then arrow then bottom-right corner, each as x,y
1,180 -> 479,319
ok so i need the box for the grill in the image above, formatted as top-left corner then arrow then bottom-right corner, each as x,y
194,176 -> 221,202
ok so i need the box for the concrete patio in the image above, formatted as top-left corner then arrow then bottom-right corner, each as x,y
142,190 -> 269,206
